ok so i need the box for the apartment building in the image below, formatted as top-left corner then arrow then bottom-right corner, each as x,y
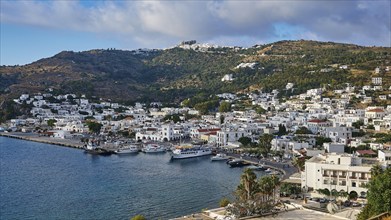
302,153 -> 373,195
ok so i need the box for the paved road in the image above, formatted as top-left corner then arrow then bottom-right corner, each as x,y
226,153 -> 298,180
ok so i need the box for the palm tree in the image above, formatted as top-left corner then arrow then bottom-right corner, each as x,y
236,168 -> 259,201
292,156 -> 305,172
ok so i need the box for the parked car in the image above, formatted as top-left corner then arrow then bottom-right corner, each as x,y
290,194 -> 298,199
283,200 -> 291,204
352,202 -> 361,207
344,200 -> 351,207
319,198 -> 327,203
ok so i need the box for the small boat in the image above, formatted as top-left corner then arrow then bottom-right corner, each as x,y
115,145 -> 139,154
265,168 -> 273,173
228,159 -> 250,167
247,164 -> 267,171
142,143 -> 165,153
84,143 -> 113,156
211,153 -> 228,161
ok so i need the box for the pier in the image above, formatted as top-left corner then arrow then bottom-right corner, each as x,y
0,132 -> 85,149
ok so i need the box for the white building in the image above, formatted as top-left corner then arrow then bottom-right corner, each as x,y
216,128 -> 248,147
321,127 -> 352,144
372,77 -> 382,85
302,153 -> 373,195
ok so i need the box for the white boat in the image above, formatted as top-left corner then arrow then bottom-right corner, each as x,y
115,145 -> 139,154
142,143 -> 165,153
211,153 -> 228,161
171,143 -> 212,159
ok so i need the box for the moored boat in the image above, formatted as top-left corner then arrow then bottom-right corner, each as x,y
115,144 -> 139,154
171,143 -> 212,159
84,142 -> 113,156
211,153 -> 228,161
142,143 -> 165,153
228,159 -> 250,167
247,164 -> 267,171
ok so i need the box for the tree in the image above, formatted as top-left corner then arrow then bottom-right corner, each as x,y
218,101 -> 231,112
131,215 -> 146,220
256,107 -> 266,114
86,121 -> 102,134
219,198 -> 230,207
352,120 -> 364,129
47,119 -> 57,127
292,156 -> 305,172
258,134 -> 273,156
315,136 -> 332,147
227,169 -> 279,217
238,137 -> 252,147
358,167 -> 390,220
276,124 -> 287,136
295,127 -> 312,134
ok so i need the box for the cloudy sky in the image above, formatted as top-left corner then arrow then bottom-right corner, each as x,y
1,0 -> 390,65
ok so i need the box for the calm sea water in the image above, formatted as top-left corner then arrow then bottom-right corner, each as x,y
0,136 -> 259,220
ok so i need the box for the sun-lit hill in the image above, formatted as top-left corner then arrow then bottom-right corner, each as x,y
1,40 -> 390,106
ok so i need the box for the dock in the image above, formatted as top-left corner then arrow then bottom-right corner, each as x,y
0,132 -> 85,149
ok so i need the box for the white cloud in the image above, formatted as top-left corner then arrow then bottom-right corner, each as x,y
1,0 -> 390,47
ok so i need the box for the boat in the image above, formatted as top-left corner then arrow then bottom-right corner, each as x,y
228,159 -> 250,167
84,142 -> 113,156
247,164 -> 267,171
171,143 -> 212,159
115,144 -> 139,154
142,143 -> 165,153
211,153 -> 228,161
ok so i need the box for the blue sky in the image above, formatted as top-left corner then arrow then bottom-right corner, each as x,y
1,0 -> 390,65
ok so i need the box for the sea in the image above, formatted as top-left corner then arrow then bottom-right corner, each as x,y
0,136 -> 263,220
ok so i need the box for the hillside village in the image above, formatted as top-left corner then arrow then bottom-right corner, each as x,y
1,66 -> 391,202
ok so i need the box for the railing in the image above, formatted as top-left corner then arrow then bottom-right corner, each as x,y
349,176 -> 357,179
339,175 -> 347,178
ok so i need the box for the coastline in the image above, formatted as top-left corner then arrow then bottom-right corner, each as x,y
0,132 -> 85,149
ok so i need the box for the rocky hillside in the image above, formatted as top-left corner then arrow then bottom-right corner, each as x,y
1,40 -> 390,105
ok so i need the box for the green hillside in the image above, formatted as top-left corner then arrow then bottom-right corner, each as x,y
1,40 -> 390,106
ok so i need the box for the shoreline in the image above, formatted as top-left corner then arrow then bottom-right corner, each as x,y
0,132 -> 85,150
1,132 -> 291,178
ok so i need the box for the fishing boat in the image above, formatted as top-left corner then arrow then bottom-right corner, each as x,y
115,144 -> 139,154
142,143 -> 165,153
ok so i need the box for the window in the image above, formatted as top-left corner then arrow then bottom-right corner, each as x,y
352,182 -> 356,187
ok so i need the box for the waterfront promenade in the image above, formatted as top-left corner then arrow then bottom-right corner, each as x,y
0,132 -> 85,149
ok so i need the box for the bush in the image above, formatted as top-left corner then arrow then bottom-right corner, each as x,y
219,198 -> 230,207
131,214 -> 146,220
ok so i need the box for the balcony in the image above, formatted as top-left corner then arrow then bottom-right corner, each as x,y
359,177 -> 367,180
339,175 -> 347,178
349,176 -> 357,179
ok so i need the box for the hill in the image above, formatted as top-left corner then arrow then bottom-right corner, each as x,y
1,40 -> 390,108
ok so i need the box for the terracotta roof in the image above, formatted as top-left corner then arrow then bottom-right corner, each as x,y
356,150 -> 376,155
367,108 -> 384,113
308,119 -> 327,123
198,128 -> 221,132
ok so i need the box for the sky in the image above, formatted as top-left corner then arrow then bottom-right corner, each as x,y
1,0 -> 390,66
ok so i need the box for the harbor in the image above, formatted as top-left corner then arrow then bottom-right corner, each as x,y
0,136 -> 258,220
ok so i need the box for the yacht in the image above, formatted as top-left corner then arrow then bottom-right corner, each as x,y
115,144 -> 139,154
142,143 -> 165,153
211,153 -> 228,161
171,143 -> 212,159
